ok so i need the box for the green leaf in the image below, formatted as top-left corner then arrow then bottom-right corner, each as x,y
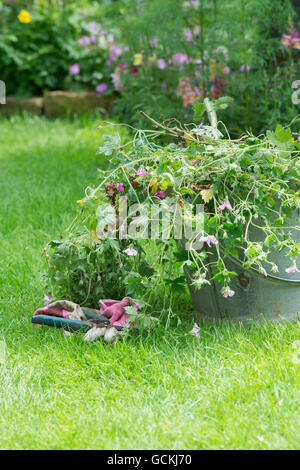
192,102 -> 206,121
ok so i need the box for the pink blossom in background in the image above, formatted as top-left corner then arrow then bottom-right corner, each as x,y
240,64 -> 251,72
95,83 -> 107,93
88,21 -> 100,31
112,45 -> 122,57
161,81 -> 167,89
149,37 -> 158,47
116,183 -> 124,193
201,235 -> 218,247
136,167 -> 148,177
281,28 -> 300,50
219,201 -> 233,211
221,287 -> 235,298
157,58 -> 167,70
172,52 -> 189,65
183,28 -> 193,42
192,159 -> 199,165
81,10 -> 88,18
90,34 -> 97,44
130,67 -> 139,74
78,36 -> 91,46
109,52 -> 117,62
123,247 -> 138,257
69,63 -> 80,75
99,29 -> 108,36
154,190 -> 166,200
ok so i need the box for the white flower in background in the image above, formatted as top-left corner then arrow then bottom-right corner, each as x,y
190,323 -> 200,339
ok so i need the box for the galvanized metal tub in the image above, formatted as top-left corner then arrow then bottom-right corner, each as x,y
186,215 -> 300,322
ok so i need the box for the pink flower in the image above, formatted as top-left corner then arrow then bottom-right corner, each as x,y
285,265 -> 299,274
201,235 -> 218,247
123,247 -> 138,257
112,45 -> 122,57
221,287 -> 235,298
130,67 -> 139,74
69,63 -> 80,75
78,36 -> 91,46
172,53 -> 189,65
154,190 -> 166,200
116,183 -> 124,193
136,167 -> 148,177
240,64 -> 250,72
161,81 -> 167,89
192,159 -> 199,165
157,58 -> 167,70
95,83 -> 108,94
219,201 -> 233,211
190,323 -> 200,339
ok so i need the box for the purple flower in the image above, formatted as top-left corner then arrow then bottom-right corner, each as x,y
221,287 -> 235,298
90,34 -> 97,44
154,190 -> 166,200
136,167 -> 148,177
123,247 -> 138,257
109,52 -> 117,62
44,295 -> 52,306
132,303 -> 141,311
201,235 -> 218,247
112,45 -> 122,57
183,28 -> 193,42
161,81 -> 167,89
99,29 -> 108,36
285,265 -> 299,274
190,322 -> 200,339
240,64 -> 251,72
95,83 -> 108,94
219,201 -> 233,211
78,36 -> 91,47
69,63 -> 80,75
149,37 -> 158,47
192,159 -> 199,165
172,53 -> 189,66
157,58 -> 167,70
88,21 -> 100,32
116,183 -> 124,193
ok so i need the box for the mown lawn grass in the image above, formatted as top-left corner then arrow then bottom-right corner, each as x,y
0,114 -> 299,450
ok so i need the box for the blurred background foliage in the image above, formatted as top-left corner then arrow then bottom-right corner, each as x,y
0,0 -> 299,134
